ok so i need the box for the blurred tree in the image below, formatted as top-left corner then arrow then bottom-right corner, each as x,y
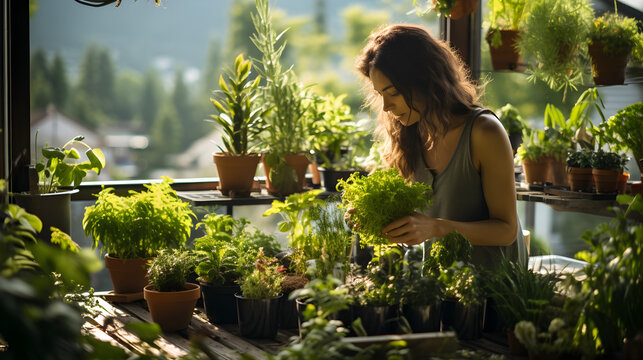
75,44 -> 116,125
30,49 -> 51,111
226,0 -> 262,64
201,36 -> 224,97
314,0 -> 326,35
49,52 -> 70,112
113,71 -> 143,123
342,5 -> 390,59
149,102 -> 183,167
171,67 -> 202,148
140,68 -> 164,132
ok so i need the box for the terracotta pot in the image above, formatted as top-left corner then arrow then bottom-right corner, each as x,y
522,157 -> 548,184
547,156 -> 568,186
507,328 -> 528,356
631,181 -> 642,196
213,152 -> 260,197
486,29 -> 523,71
104,255 -> 150,294
588,41 -> 629,86
447,0 -> 479,19
618,172 -> 630,194
235,293 -> 282,339
567,167 -> 593,192
592,168 -> 619,193
144,283 -> 201,331
261,153 -> 310,196
12,189 -> 78,242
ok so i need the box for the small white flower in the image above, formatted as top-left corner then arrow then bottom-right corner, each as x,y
548,318 -> 565,333
514,321 -> 537,349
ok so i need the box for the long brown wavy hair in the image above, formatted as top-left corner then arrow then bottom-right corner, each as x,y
356,24 -> 481,180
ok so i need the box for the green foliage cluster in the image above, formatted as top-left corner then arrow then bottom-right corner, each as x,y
602,102 -> 643,164
439,262 -> 484,307
590,149 -> 628,172
483,260 -> 560,330
566,150 -> 592,168
337,169 -> 432,246
514,318 -> 574,359
519,0 -> 593,99
495,103 -> 528,134
147,249 -> 197,292
306,200 -> 352,279
239,249 -> 285,299
570,194 -> 643,354
83,177 -> 196,259
194,213 -> 280,286
516,129 -> 547,161
208,54 -> 267,155
425,230 -> 473,273
35,135 -> 106,193
590,12 -> 643,59
0,203 -> 42,277
399,248 -> 444,307
291,275 -> 351,323
486,0 -> 528,47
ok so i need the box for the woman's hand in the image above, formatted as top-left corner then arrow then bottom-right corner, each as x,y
381,212 -> 442,246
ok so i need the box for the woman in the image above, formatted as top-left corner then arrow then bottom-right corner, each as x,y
354,24 -> 527,269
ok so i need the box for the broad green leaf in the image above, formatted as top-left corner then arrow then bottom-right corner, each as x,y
67,148 -> 81,159
86,148 -> 106,174
42,147 -> 65,160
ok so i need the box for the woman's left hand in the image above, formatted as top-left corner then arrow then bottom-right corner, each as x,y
381,212 -> 441,246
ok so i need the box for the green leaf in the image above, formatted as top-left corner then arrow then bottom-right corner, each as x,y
73,135 -> 85,141
86,148 -> 106,174
66,148 -> 81,159
218,74 -> 229,93
210,98 -> 226,113
41,147 -> 65,160
278,221 -> 292,233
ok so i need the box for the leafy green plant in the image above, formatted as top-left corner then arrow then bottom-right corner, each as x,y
590,12 -> 643,61
400,272 -> 444,307
569,194 -> 643,354
601,102 -> 643,165
516,129 -> 547,162
485,0 -> 527,47
514,318 -> 574,358
0,196 -> 42,276
239,248 -> 285,299
147,249 -> 197,292
337,169 -> 432,246
495,103 -> 528,134
519,0 -> 593,99
208,54 -> 268,155
439,262 -> 483,307
305,200 -> 352,279
590,149 -> 628,172
34,134 -> 106,193
483,259 -> 560,331
425,230 -> 473,275
263,189 -> 325,249
290,275 -> 351,323
566,150 -> 592,168
83,177 -> 196,259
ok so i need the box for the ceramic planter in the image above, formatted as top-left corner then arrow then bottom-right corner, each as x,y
144,283 -> 201,331
12,189 -> 78,242
213,152 -> 260,197
351,304 -> 397,336
592,168 -> 619,193
547,156 -> 568,186
261,153 -> 310,196
522,157 -> 548,184
441,299 -> 486,340
235,293 -> 282,339
104,255 -> 150,294
401,303 -> 441,333
486,29 -> 523,71
588,41 -> 629,86
200,282 -> 240,324
567,167 -> 593,192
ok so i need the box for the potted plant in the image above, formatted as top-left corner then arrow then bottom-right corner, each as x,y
307,93 -> 370,192
514,318 -> 574,360
590,149 -> 628,193
566,150 -> 593,192
337,169 -> 432,247
588,10 -> 643,85
517,129 -> 548,184
414,0 -> 479,20
208,53 -> 268,197
602,102 -> 643,175
252,0 -> 311,196
144,249 -> 200,331
519,0 -> 593,100
194,213 -> 281,324
235,248 -> 285,339
483,260 -> 560,356
83,177 -> 196,295
439,262 -> 485,340
485,0 -> 527,70
495,104 -> 528,155
12,135 -> 105,241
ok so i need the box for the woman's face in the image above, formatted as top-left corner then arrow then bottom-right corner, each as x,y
369,68 -> 422,127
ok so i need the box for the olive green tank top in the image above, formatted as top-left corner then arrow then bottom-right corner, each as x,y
414,108 -> 528,270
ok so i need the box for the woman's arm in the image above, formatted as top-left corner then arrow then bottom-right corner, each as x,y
382,113 -> 518,246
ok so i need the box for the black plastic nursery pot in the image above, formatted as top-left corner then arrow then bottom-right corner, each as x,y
200,283 -> 240,324
279,297 -> 299,329
235,293 -> 282,339
351,304 -> 398,336
320,168 -> 367,192
401,303 -> 441,333
440,299 -> 486,340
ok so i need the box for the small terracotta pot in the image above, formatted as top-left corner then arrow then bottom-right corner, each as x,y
261,153 -> 310,196
567,167 -> 593,192
588,41 -> 629,86
522,157 -> 548,184
618,172 -> 630,194
547,156 -> 568,186
104,255 -> 150,294
213,152 -> 260,197
144,283 -> 201,331
592,168 -> 619,193
631,181 -> 642,196
446,0 -> 479,19
486,29 -> 523,71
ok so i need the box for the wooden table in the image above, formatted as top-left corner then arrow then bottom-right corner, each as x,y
83,295 -> 525,359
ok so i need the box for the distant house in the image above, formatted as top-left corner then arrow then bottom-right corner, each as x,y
171,130 -> 222,178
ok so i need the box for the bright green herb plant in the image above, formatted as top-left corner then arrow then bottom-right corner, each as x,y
147,249 -> 197,292
425,230 -> 473,275
439,262 -> 484,307
83,177 -> 196,259
590,149 -> 628,172
590,12 -> 643,61
566,151 -> 592,169
35,135 -> 106,193
601,102 -> 643,165
239,248 -> 285,299
337,169 -> 432,246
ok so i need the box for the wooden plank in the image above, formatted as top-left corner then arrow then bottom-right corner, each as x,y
343,331 -> 458,359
